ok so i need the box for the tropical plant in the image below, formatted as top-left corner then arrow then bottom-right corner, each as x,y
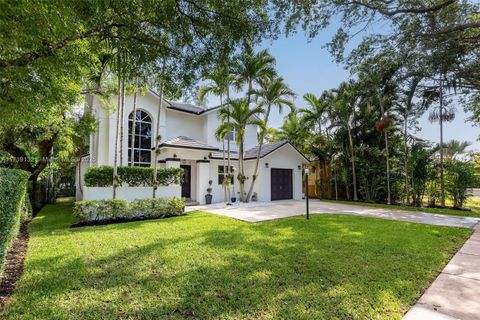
216,99 -> 264,202
232,44 -> 276,106
246,76 -> 295,201
445,160 -> 478,209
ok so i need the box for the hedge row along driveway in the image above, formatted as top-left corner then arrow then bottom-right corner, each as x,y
1,204 -> 471,319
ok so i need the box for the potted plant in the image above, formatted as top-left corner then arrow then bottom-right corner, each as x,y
205,180 -> 213,204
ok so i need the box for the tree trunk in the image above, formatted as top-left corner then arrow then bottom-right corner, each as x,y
238,132 -> 246,202
246,105 -> 270,202
404,115 -> 409,204
119,76 -> 126,166
130,89 -> 138,166
113,75 -> 122,199
226,88 -> 232,204
379,99 -> 391,205
347,124 -> 358,201
439,82 -> 445,207
153,82 -> 164,198
219,94 -> 227,202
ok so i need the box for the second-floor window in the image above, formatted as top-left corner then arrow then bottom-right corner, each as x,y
128,110 -> 152,167
225,128 -> 236,141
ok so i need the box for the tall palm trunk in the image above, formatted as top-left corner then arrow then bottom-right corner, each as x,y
332,158 -> 338,200
246,105 -> 270,202
153,82 -> 163,198
379,99 -> 391,205
130,88 -> 138,166
226,88 -> 232,203
347,124 -> 358,201
219,94 -> 227,202
113,75 -> 122,199
238,131 -> 246,202
439,82 -> 445,207
119,75 -> 126,166
403,114 -> 409,204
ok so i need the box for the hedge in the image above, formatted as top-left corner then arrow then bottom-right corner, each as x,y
84,166 -> 183,187
0,168 -> 29,276
73,197 -> 185,224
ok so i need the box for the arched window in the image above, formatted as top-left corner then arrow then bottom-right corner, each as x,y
128,110 -> 152,166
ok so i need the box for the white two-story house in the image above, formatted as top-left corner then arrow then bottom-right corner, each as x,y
77,89 -> 309,204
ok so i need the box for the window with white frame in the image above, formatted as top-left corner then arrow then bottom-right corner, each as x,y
218,166 -> 234,185
128,110 -> 152,167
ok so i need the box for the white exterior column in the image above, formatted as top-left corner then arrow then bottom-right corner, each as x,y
196,160 -> 210,204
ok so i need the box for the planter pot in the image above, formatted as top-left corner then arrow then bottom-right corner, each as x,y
231,197 -> 237,203
205,194 -> 213,204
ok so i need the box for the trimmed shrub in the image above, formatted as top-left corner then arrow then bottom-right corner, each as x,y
84,166 -> 183,187
0,168 -> 29,275
74,199 -> 128,223
73,197 -> 185,224
130,197 -> 185,218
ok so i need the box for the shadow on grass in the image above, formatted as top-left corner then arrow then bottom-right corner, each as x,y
2,207 -> 470,319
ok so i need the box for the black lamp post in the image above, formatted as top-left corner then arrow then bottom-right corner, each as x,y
305,168 -> 310,220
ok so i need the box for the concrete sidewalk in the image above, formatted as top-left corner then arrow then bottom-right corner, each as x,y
403,224 -> 480,320
187,200 -> 480,228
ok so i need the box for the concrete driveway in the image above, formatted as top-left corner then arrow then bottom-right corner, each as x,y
187,200 -> 480,228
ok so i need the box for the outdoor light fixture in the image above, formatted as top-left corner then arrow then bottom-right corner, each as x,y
265,163 -> 269,168
298,165 -> 301,170
173,154 -> 177,158
304,168 -> 310,220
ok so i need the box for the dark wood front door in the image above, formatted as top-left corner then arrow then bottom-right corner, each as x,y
271,168 -> 293,200
180,165 -> 191,198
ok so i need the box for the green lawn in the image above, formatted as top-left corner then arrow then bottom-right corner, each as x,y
321,199 -> 480,218
1,204 -> 471,319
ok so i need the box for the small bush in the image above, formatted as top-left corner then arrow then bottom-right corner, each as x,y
73,197 -> 185,224
84,166 -> 183,187
130,197 -> 185,218
74,199 -> 128,223
0,168 -> 29,275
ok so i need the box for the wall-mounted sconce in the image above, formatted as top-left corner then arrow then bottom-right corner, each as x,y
298,165 -> 301,170
204,156 -> 207,160
265,163 -> 269,168
208,152 -> 212,158
173,154 -> 177,158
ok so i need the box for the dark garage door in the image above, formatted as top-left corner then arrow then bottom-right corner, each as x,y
271,168 -> 293,200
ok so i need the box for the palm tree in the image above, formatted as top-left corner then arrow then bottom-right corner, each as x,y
300,92 -> 330,136
300,92 -> 331,198
442,140 -> 471,160
199,66 -> 232,202
216,98 -> 264,202
273,111 -> 309,150
427,82 -> 456,207
232,44 -> 276,106
245,76 -> 295,201
395,77 -> 422,204
330,82 -> 359,201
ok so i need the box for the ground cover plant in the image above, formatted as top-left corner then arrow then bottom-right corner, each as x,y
0,204 -> 470,319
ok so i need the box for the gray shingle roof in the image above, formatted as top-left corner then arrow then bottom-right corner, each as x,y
210,141 -> 294,160
244,141 -> 289,159
149,89 -> 220,115
158,136 -> 219,151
